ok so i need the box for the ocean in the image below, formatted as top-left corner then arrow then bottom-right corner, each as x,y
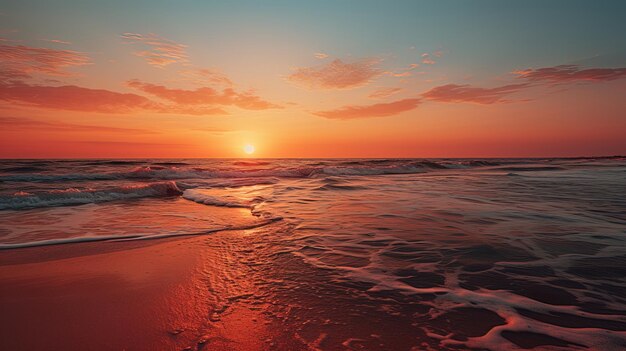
1,157 -> 625,349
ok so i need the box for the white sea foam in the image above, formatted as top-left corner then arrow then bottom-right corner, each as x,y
182,189 -> 253,208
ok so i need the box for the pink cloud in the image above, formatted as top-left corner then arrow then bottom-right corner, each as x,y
0,81 -> 227,115
514,64 -> 626,83
313,98 -> 421,120
0,44 -> 90,81
287,58 -> 383,89
126,80 -> 281,110
0,38 -> 277,116
423,83 -> 528,104
121,32 -> 188,67
0,82 -> 150,112
314,52 -> 329,59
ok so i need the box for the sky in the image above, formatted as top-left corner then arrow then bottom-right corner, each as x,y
1,0 -> 625,158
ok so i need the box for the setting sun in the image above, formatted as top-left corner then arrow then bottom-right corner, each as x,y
243,144 -> 255,155
1,2 -> 625,351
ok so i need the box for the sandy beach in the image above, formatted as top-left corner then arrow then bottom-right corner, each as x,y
0,231 -> 280,351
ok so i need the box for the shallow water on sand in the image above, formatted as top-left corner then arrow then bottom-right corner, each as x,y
1,157 -> 625,349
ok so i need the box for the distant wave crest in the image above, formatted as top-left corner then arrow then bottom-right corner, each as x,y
2,158 -> 593,187
0,161 -> 463,183
0,181 -> 182,210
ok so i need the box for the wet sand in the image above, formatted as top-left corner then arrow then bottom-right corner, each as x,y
1,225 -> 507,351
0,232 -> 278,351
3,219 -> 626,350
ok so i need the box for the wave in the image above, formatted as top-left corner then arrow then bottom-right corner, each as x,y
0,181 -> 182,210
0,159 -> 581,184
494,166 -> 566,172
233,161 -> 271,166
463,160 -> 501,167
315,177 -> 368,191
0,164 -> 409,182
179,177 -> 280,189
319,162 -> 430,176
0,166 -> 314,182
82,160 -> 146,166
182,188 -> 265,208
0,217 -> 281,250
0,172 -> 117,182
316,184 -> 367,191
1,166 -> 49,173
152,161 -> 190,166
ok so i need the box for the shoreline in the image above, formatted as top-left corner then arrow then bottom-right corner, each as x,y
0,232 -> 275,351
3,221 -> 625,350
0,217 -> 281,251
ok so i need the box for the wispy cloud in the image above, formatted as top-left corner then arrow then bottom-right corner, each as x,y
0,82 -> 227,115
385,63 -> 423,78
121,32 -> 188,67
314,52 -> 328,59
127,80 -> 281,110
421,64 -> 626,106
421,53 -> 436,65
1,82 -> 153,112
0,117 -> 155,133
0,43 -> 90,81
287,58 -> 383,89
178,68 -> 233,87
514,64 -> 626,83
423,83 -> 528,104
0,40 -> 277,116
368,87 -> 403,99
419,49 -> 444,65
39,39 -> 72,45
313,98 -> 421,120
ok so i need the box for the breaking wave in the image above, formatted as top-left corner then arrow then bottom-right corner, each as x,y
0,160 -> 470,183
0,181 -> 182,210
182,189 -> 258,208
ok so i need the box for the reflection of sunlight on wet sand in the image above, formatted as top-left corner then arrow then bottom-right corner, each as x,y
0,198 -> 263,246
0,191 -> 289,349
0,230 -> 281,350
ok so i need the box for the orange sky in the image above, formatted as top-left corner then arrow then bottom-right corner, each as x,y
1,1 -> 625,158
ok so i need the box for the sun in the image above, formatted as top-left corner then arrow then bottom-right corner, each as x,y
243,144 -> 255,155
